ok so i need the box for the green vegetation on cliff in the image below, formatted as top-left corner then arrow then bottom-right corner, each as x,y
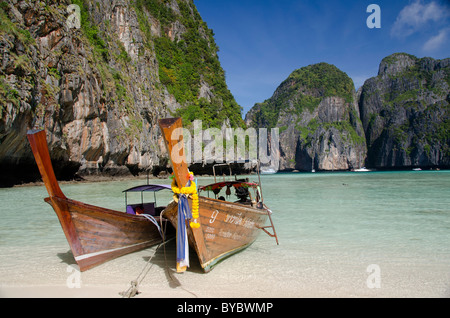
38,0 -> 243,130
72,0 -> 108,61
360,53 -> 449,167
0,4 -> 36,116
287,63 -> 354,103
135,0 -> 244,128
1,0 -> 247,186
250,62 -> 355,128
246,61 -> 366,171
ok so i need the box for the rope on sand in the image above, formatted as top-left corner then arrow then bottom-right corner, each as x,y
120,213 -> 171,298
119,242 -> 162,298
119,211 -> 198,298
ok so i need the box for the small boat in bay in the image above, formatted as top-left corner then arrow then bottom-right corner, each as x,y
353,167 -> 371,172
158,118 -> 278,273
27,130 -> 175,271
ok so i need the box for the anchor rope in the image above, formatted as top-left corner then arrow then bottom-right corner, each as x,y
119,213 -> 169,298
120,210 -> 198,298
119,242 -> 162,298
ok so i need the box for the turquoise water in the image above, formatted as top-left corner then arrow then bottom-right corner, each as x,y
0,170 -> 449,297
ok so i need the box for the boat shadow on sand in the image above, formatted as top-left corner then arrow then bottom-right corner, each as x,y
55,242 -> 201,292
142,239 -> 204,289
57,250 -> 77,266
54,240 -> 203,273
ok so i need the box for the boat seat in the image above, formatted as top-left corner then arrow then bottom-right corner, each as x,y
126,202 -> 156,215
126,204 -> 137,214
142,202 -> 155,215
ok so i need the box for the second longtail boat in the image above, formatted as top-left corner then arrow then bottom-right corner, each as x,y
158,118 -> 278,273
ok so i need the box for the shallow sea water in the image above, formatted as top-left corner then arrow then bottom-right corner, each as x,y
0,170 -> 449,297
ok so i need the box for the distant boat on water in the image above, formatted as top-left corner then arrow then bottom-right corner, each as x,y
353,167 -> 371,172
260,167 -> 277,174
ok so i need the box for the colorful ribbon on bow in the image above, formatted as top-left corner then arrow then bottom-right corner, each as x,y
171,172 -> 200,272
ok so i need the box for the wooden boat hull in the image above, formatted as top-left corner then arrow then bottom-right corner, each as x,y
163,196 -> 269,272
27,129 -> 174,271
46,196 -> 173,271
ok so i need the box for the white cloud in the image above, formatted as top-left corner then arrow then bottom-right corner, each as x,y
423,28 -> 450,51
391,1 -> 450,38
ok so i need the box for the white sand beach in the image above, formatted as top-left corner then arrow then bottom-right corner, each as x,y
1,240 -> 449,298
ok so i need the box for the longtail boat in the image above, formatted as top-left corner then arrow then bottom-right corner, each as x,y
158,118 -> 278,273
27,130 -> 174,271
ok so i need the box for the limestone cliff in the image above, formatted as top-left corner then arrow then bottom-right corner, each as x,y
359,53 -> 449,169
0,0 -> 242,186
246,63 -> 367,171
246,54 -> 449,172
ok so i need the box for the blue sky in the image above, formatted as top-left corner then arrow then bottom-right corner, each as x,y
194,0 -> 450,116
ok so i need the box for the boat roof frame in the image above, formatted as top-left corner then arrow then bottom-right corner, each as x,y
123,184 -> 171,208
211,160 -> 264,202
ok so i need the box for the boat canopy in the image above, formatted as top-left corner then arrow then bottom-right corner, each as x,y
199,181 -> 258,192
123,184 -> 171,193
123,184 -> 171,216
